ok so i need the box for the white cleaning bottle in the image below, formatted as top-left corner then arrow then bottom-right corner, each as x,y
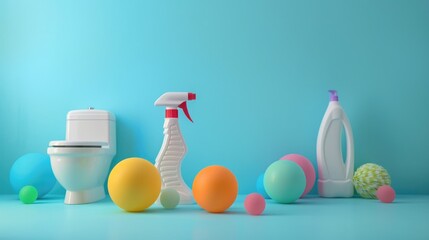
317,90 -> 354,197
154,92 -> 196,204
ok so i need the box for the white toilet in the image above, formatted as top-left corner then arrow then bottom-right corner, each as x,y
47,108 -> 116,204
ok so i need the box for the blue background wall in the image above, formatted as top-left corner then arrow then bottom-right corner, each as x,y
1,0 -> 428,195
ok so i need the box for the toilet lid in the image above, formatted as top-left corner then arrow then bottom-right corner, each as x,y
49,141 -> 108,148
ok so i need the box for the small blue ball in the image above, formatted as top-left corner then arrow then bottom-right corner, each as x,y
256,174 -> 270,199
9,153 -> 56,198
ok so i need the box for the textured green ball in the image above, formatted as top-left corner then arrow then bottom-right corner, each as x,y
264,160 -> 306,204
160,188 -> 180,209
353,163 -> 391,199
19,185 -> 38,204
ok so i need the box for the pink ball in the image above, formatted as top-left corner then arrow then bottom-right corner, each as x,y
244,193 -> 266,216
376,185 -> 396,203
281,154 -> 315,198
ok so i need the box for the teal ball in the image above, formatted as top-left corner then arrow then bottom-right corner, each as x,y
160,188 -> 180,209
9,153 -> 56,198
264,160 -> 306,204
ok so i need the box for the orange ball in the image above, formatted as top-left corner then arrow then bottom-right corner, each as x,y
192,165 -> 238,213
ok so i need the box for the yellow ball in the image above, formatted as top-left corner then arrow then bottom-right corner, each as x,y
108,157 -> 161,212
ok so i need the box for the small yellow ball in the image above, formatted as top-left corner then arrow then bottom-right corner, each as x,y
108,157 -> 161,212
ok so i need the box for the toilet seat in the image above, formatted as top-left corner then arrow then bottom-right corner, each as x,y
49,141 -> 108,148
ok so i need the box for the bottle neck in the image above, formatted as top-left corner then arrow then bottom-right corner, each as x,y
165,109 -> 178,118
329,101 -> 340,106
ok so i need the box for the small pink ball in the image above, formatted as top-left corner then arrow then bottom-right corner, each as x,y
244,193 -> 266,216
376,185 -> 396,203
281,154 -> 316,198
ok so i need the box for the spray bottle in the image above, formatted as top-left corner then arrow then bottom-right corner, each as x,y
154,92 -> 196,204
317,90 -> 354,197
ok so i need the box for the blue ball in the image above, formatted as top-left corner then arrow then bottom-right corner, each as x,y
256,174 -> 270,199
9,153 -> 56,198
264,160 -> 306,204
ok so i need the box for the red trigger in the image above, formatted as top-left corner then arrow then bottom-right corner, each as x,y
178,101 -> 193,122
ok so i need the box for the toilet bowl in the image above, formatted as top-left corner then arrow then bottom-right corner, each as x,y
47,109 -> 116,204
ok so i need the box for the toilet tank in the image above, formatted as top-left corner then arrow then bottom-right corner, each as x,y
66,109 -> 116,153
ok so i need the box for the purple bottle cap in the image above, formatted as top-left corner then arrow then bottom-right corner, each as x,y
329,90 -> 338,101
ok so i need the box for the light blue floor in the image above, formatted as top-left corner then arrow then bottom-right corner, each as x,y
0,194 -> 428,240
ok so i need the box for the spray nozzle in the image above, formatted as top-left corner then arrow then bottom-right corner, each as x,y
155,92 -> 196,122
329,90 -> 338,101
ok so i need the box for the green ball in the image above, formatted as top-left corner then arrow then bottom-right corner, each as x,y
19,185 -> 38,204
353,163 -> 391,199
264,160 -> 306,204
160,188 -> 180,209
